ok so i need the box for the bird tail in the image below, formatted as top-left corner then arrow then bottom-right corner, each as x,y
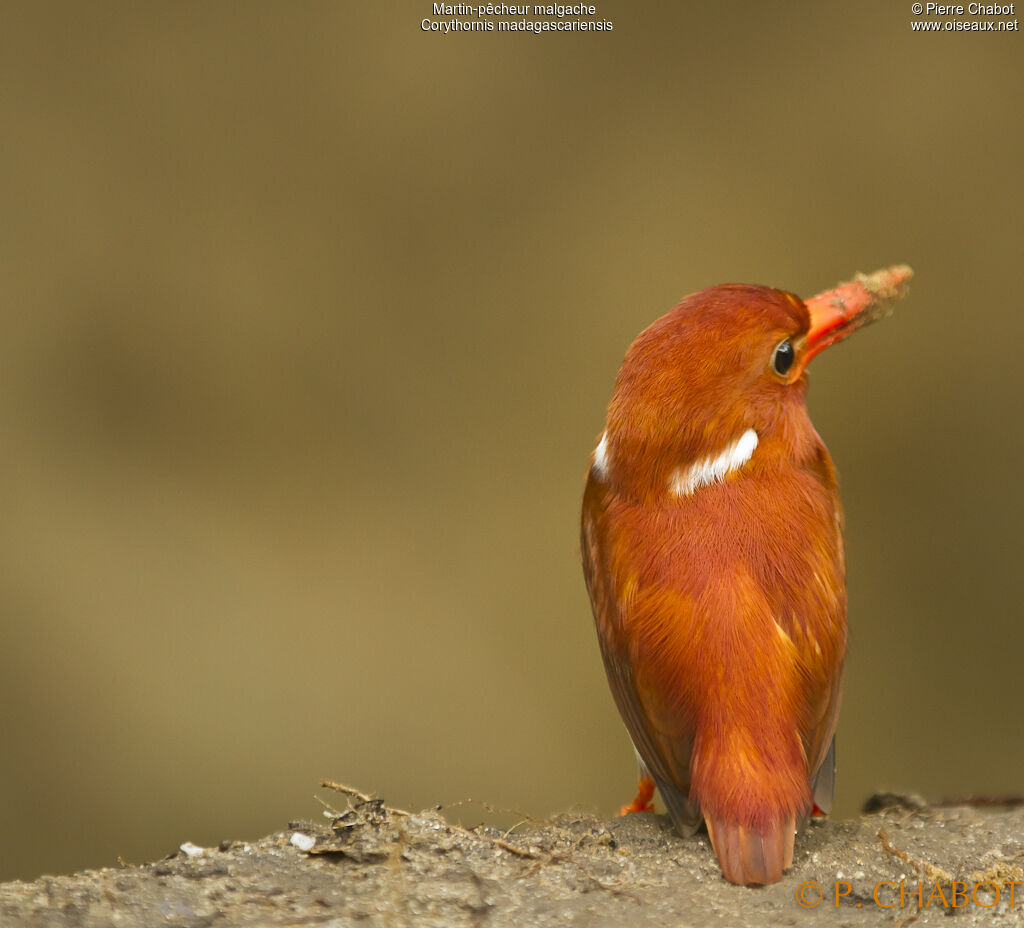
691,727 -> 809,885
704,813 -> 795,886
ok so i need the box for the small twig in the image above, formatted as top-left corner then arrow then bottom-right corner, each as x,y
315,781 -> 638,898
492,838 -> 542,859
319,780 -> 412,817
501,819 -> 531,840
454,820 -> 638,896
489,831 -> 643,897
878,829 -> 954,883
313,793 -> 343,817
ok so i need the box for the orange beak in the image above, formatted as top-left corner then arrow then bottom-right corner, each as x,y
802,265 -> 913,367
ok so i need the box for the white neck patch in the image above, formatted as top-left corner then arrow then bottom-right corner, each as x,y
669,429 -> 758,497
592,431 -> 610,480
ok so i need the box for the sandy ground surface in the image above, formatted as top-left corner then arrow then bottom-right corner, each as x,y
2,792 -> 1022,927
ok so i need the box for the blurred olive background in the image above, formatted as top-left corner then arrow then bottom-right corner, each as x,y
1,0 -> 1021,882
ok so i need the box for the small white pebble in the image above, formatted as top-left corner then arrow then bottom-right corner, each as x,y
290,832 -> 316,852
179,842 -> 204,858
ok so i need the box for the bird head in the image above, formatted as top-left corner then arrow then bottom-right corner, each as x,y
597,267 -> 912,499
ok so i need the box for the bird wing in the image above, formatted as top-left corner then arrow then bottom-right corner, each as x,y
811,737 -> 836,814
805,446 -> 846,815
595,628 -> 703,834
802,664 -> 842,814
581,473 -> 703,835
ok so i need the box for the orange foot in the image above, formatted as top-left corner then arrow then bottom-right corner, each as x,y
618,775 -> 656,816
810,803 -> 828,818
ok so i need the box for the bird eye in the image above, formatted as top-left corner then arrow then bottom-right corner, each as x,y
770,339 -> 795,376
